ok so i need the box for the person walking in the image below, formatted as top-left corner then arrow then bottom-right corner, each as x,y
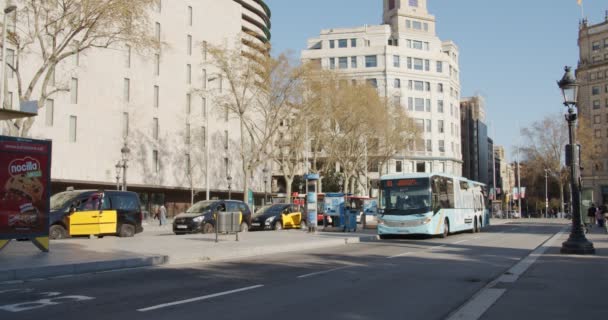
597,205 -> 607,233
159,203 -> 167,226
587,203 -> 597,229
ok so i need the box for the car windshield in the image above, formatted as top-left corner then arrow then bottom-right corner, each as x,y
381,178 -> 432,216
50,191 -> 84,211
254,204 -> 287,216
186,201 -> 215,213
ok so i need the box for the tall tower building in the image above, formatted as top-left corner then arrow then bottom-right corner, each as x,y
460,96 -> 489,185
577,13 -> 608,205
302,0 -> 463,180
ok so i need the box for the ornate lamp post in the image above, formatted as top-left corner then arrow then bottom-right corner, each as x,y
0,1 -> 16,110
262,168 -> 268,205
227,175 -> 232,200
120,142 -> 130,191
115,162 -> 122,190
558,66 -> 595,255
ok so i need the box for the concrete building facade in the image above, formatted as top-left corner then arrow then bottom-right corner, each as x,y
0,0 -> 272,211
460,95 -> 489,185
301,0 -> 463,181
577,13 -> 608,206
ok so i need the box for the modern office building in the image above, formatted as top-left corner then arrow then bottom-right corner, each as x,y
460,95 -> 489,185
577,13 -> 608,206
301,0 -> 463,183
0,0 -> 272,212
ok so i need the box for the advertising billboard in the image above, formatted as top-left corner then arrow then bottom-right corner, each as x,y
0,136 -> 52,249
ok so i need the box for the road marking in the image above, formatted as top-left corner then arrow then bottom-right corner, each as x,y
0,294 -> 95,312
137,285 -> 263,312
387,252 -> 413,259
452,240 -> 468,244
446,288 -> 506,320
430,245 -> 446,250
297,266 -> 353,279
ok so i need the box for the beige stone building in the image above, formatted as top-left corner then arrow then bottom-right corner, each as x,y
577,14 -> 608,206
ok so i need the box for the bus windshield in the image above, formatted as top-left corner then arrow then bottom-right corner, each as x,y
382,178 -> 431,216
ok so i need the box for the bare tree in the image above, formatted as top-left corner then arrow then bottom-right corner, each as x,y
520,114 -> 568,212
203,42 -> 307,204
4,0 -> 157,137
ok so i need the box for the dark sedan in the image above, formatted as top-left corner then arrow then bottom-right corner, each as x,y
173,200 -> 252,234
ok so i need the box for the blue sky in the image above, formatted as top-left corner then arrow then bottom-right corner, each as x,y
265,0 -> 607,162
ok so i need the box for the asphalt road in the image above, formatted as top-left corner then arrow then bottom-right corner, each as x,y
0,221 -> 565,320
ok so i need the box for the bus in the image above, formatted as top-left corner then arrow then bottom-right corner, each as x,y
377,173 -> 489,239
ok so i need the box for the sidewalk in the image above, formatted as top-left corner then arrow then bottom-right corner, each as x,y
465,224 -> 608,320
0,227 -> 376,282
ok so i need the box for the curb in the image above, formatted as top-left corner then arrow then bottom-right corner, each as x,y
0,255 -> 169,282
0,234 -> 376,282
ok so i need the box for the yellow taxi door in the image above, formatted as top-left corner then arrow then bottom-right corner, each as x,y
290,205 -> 302,228
98,210 -> 118,234
69,210 -> 100,236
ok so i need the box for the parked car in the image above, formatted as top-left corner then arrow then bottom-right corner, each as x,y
49,190 -> 144,240
250,204 -> 305,231
173,200 -> 252,235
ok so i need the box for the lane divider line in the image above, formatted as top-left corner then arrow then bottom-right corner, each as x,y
452,240 -> 469,244
137,285 -> 264,312
297,266 -> 353,279
387,252 -> 413,259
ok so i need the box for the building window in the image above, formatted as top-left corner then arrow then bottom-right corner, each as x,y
351,56 -> 357,68
154,53 -> 160,75
153,118 -> 159,140
592,41 -> 601,51
407,57 -> 412,69
187,35 -> 192,55
425,119 -> 431,132
594,115 -> 601,124
409,0 -> 418,7
188,6 -> 193,26
438,100 -> 444,113
393,55 -> 400,68
415,98 -> 424,111
122,112 -> 129,138
389,0 -> 396,10
438,120 -> 444,133
154,85 -> 159,108
123,78 -> 130,103
426,99 -> 431,112
329,57 -> 335,69
425,82 -> 431,91
224,130 -> 229,149
595,130 -> 601,138
351,38 -> 357,47
45,99 -> 54,126
153,150 -> 160,173
202,97 -> 207,115
437,61 -> 443,73
414,81 -> 424,91
413,58 -> 423,70
593,100 -> 600,109
69,116 -> 77,142
394,78 -> 401,88
70,78 -> 78,104
438,83 -> 444,92
393,95 -> 401,106
186,93 -> 191,114
125,45 -> 131,68
338,57 -> 348,69
329,40 -> 335,49
338,39 -> 347,48
155,22 -> 161,42
367,78 -> 378,88
365,55 -> 378,68
413,21 -> 422,30
201,126 -> 206,147
396,160 -> 403,172
202,41 -> 208,61
186,64 -> 192,84
424,59 -> 430,71
185,124 -> 191,145
426,139 -> 432,152
408,97 -> 413,111
439,140 -> 445,153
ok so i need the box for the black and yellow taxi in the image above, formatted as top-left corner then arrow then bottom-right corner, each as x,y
49,190 -> 144,239
250,204 -> 306,231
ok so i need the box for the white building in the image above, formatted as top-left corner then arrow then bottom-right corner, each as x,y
301,0 -> 462,180
0,0 -> 272,210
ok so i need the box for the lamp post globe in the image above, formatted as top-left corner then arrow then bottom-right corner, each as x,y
557,66 -> 594,255
120,142 -> 130,191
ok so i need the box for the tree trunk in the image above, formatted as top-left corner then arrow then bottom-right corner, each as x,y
239,118 -> 249,204
285,177 -> 293,203
558,180 -> 564,213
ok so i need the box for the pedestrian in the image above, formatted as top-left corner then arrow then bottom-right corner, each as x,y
587,203 -> 597,229
598,205 -> 608,233
159,203 -> 167,226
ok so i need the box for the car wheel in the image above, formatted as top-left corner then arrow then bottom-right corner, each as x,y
300,220 -> 307,230
202,223 -> 215,234
379,234 -> 389,240
118,224 -> 135,238
470,219 -> 477,233
441,219 -> 449,238
174,232 -> 186,235
240,222 -> 249,232
49,225 -> 68,240
273,221 -> 283,231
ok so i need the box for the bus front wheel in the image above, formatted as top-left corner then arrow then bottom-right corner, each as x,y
441,219 -> 449,238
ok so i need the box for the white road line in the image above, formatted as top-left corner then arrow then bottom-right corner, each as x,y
137,285 -> 263,312
387,252 -> 413,259
452,240 -> 469,244
446,288 -> 506,320
297,266 -> 353,279
430,245 -> 446,250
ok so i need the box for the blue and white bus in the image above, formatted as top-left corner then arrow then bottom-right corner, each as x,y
377,173 -> 489,239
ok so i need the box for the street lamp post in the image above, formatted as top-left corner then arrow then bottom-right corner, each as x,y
120,142 -> 130,191
227,175 -> 232,200
262,168 -> 268,205
545,168 -> 549,218
558,66 -> 595,255
115,162 -> 122,191
0,2 -> 17,110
